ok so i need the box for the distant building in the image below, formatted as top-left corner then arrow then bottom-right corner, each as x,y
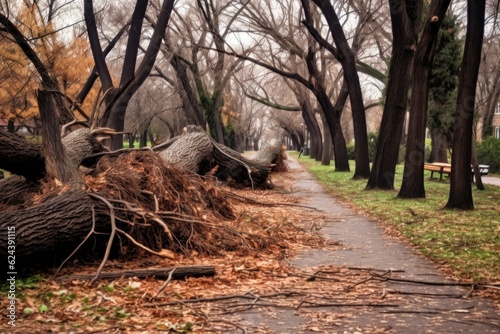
0,118 -> 38,135
494,103 -> 500,139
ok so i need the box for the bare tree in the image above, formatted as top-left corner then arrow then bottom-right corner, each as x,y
302,0 -> 370,179
84,0 -> 176,149
398,0 -> 452,199
366,0 -> 423,190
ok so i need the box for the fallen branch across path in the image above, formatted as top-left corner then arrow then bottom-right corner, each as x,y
56,265 -> 215,282
384,289 -> 464,298
144,291 -> 305,307
371,272 -> 500,290
143,290 -> 400,312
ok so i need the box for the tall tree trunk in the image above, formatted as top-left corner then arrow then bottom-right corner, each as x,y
471,136 -> 485,190
310,0 -> 370,179
38,90 -> 78,183
430,130 -> 449,163
300,95 -> 322,161
398,0 -> 451,199
170,54 -> 206,126
445,0 -> 486,210
331,82 -> 350,171
140,129 -> 148,148
480,70 -> 500,138
303,49 -> 349,171
7,119 -> 15,133
320,112 -> 332,165
366,0 -> 422,190
127,134 -> 134,148
253,138 -> 259,151
85,0 -> 176,150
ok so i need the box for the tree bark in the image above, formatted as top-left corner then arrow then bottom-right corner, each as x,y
0,176 -> 39,209
0,130 -> 45,181
366,0 -> 422,190
38,90 -> 78,183
331,82 -> 350,171
320,112 -> 332,165
158,130 -> 281,187
430,130 -> 448,163
159,131 -> 214,173
309,0 -> 370,179
0,127 -> 102,181
0,190 -> 100,259
299,94 -> 322,161
446,0 -> 486,210
398,0 -> 451,199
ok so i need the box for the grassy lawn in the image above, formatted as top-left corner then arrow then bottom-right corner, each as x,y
292,152 -> 500,282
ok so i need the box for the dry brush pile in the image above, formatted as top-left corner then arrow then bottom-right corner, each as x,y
0,127 -> 288,279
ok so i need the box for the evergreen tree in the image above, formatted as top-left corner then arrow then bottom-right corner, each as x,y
427,14 -> 462,162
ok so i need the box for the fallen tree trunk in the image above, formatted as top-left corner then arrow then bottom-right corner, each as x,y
0,126 -> 285,270
0,176 -> 39,209
0,130 -> 45,181
0,127 -> 103,181
158,131 -> 213,173
0,190 -> 102,259
158,129 -> 285,187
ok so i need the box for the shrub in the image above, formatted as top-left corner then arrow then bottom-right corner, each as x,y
477,137 -> 500,174
367,132 -> 378,162
346,142 -> 355,160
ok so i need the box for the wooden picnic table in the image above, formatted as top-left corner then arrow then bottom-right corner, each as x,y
424,162 -> 451,181
424,162 -> 489,182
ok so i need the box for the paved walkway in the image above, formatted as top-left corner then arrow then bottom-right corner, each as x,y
237,157 -> 500,333
483,175 -> 500,187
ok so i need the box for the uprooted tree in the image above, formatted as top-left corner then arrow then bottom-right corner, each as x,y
0,94 -> 286,272
0,1 -> 286,276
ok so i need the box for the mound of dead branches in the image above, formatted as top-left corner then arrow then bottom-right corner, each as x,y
0,151 -> 270,273
85,151 -> 262,256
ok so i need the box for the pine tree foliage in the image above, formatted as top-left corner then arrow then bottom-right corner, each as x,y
427,14 -> 463,145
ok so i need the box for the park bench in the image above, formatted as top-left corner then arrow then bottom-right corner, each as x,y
424,162 -> 489,181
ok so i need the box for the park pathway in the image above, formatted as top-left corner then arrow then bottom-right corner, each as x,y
235,157 -> 500,333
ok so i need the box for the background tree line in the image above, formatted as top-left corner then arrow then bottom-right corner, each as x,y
1,0 -> 499,210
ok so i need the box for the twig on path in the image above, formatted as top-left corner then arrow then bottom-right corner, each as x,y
305,270 -> 343,282
456,319 -> 500,329
371,272 -> 475,287
348,266 -> 405,273
143,291 -> 305,308
379,310 -> 440,314
384,289 -> 464,299
465,285 -> 475,298
298,300 -> 399,308
347,270 -> 390,290
151,268 -> 177,299
210,319 -> 248,334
